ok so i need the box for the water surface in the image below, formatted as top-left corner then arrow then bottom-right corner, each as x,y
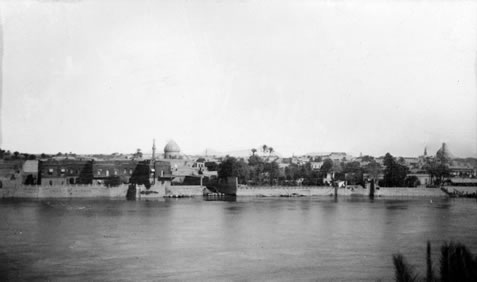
1,197 -> 476,281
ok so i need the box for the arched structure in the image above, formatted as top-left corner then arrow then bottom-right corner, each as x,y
164,140 -> 181,159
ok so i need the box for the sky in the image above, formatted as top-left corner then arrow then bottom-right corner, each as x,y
0,0 -> 476,158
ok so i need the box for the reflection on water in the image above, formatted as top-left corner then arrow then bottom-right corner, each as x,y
0,197 -> 476,281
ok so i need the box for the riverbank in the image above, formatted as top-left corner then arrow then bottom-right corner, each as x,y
237,186 -> 450,197
2,183 -> 476,199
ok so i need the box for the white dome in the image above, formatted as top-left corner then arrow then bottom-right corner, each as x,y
164,140 -> 181,153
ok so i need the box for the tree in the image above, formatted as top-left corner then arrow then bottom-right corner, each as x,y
314,156 -> 322,162
248,155 -> 263,167
342,161 -> 364,185
364,160 -> 382,180
268,147 -> 274,156
383,153 -> 409,187
361,155 -> 374,162
204,161 -> 218,171
284,164 -> 300,182
262,144 -> 268,154
320,158 -> 333,174
404,175 -> 420,187
263,162 -> 279,185
248,155 -> 264,184
251,148 -> 257,156
218,157 -> 250,184
425,160 -> 450,186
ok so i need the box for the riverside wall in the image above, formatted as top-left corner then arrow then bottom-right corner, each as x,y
2,181 -> 473,199
0,183 -> 130,198
375,187 -> 446,197
237,186 -> 335,197
237,186 -> 449,197
442,186 -> 477,196
0,181 -> 204,199
164,185 -> 204,197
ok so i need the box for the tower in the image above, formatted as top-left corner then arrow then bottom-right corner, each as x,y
424,146 -> 427,156
152,138 -> 156,161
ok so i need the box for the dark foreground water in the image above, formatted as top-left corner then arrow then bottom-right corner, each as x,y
1,197 -> 476,281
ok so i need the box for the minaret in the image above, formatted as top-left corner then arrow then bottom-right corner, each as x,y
152,138 -> 156,161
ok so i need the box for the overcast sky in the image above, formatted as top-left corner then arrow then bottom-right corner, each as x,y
0,0 -> 476,157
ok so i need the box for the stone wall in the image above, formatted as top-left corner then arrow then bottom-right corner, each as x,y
442,186 -> 477,196
0,180 -> 205,199
165,185 -> 204,197
237,186 -> 448,197
237,186 -> 335,197
136,182 -> 167,198
375,187 -> 446,197
0,182 -> 460,199
0,183 -> 130,198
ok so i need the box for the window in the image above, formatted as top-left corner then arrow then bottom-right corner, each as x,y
106,170 -> 109,177
123,169 -> 127,174
114,170 -> 118,175
129,169 -> 133,174
48,168 -> 54,175
97,169 -> 102,176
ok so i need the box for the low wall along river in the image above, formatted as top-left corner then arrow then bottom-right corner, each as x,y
0,181 -> 204,199
1,181 -> 476,198
237,186 -> 450,197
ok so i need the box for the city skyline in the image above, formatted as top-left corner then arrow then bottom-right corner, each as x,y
0,0 -> 476,158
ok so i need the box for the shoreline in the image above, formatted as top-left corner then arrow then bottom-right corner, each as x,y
1,183 -> 476,199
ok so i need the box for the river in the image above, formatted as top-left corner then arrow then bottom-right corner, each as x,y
1,197 -> 476,281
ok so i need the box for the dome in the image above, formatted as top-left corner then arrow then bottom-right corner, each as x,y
164,140 -> 181,153
436,142 -> 453,162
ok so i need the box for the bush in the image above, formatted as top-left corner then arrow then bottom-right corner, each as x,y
393,241 -> 477,282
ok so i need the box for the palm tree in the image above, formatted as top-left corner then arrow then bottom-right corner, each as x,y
251,148 -> 257,156
268,147 -> 274,156
262,144 -> 268,154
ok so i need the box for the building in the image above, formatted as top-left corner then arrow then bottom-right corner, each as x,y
310,161 -> 324,170
154,160 -> 172,178
22,160 -> 39,185
92,160 -> 137,185
164,140 -> 182,159
39,159 -> 93,186
0,160 -> 24,186
406,173 -> 432,187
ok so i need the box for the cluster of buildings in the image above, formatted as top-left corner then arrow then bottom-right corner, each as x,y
0,140 -> 218,188
1,140 -> 476,189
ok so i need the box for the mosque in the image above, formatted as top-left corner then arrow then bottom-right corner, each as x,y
151,139 -> 202,177
150,139 -> 184,160
163,140 -> 182,159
